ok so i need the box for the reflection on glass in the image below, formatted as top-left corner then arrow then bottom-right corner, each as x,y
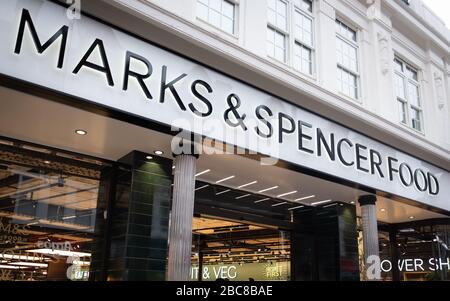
0,140 -> 102,281
190,216 -> 290,281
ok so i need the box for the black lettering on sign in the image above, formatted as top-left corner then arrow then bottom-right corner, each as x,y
73,38 -> 114,86
189,80 -> 213,117
255,105 -> 273,138
15,9 -> 68,69
123,51 -> 153,99
160,65 -> 187,111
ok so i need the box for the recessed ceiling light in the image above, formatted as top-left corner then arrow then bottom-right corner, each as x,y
154,150 -> 164,155
195,169 -> 211,177
409,216 -> 415,219
272,202 -> 287,207
288,205 -> 305,211
294,195 -> 315,202
216,175 -> 235,184
44,160 -> 50,164
145,155 -> 153,160
235,194 -> 251,200
311,199 -> 333,206
216,189 -> 231,195
254,198 -> 270,204
237,181 -> 257,189
258,186 -> 278,193
75,129 -> 87,135
277,191 -> 297,198
380,208 -> 386,212
195,184 -> 209,191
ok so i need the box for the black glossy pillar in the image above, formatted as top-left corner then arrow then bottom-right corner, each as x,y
103,151 -> 172,281
292,202 -> 359,281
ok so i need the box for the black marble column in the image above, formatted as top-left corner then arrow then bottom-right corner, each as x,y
103,151 -> 172,281
292,202 -> 359,281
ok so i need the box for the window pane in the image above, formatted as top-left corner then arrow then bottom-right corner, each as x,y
276,0 -> 287,17
210,10 -> 221,27
294,0 -> 312,12
294,12 -> 313,46
294,43 -> 312,74
411,107 -> 422,131
267,28 -> 275,57
267,27 -> 285,62
197,2 -> 208,20
276,15 -> 287,31
210,0 -> 221,11
222,16 -> 234,34
394,59 -> 403,72
337,67 -> 358,99
275,30 -> 285,47
275,46 -> 285,62
268,8 -> 276,25
398,100 -> 407,124
395,74 -> 405,99
197,0 -> 235,34
406,66 -> 418,81
267,0 -> 287,31
408,82 -> 420,107
336,38 -> 357,72
222,1 -> 234,19
336,19 -> 356,41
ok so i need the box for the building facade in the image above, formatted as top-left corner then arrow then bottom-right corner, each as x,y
0,0 -> 449,281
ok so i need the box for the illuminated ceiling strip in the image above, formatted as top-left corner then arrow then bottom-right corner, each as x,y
195,185 -> 209,191
26,249 -> 91,257
235,194 -> 251,200
271,202 -> 287,207
258,186 -> 278,193
237,181 -> 257,189
216,189 -> 231,195
10,262 -> 48,268
0,254 -> 44,261
254,198 -> 270,203
311,199 -> 333,206
215,175 -> 235,184
0,264 -> 26,270
288,205 -> 305,211
294,195 -> 315,202
277,191 -> 297,198
62,215 -> 76,220
195,169 -> 211,177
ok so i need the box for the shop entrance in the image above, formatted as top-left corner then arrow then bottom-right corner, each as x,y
190,215 -> 291,281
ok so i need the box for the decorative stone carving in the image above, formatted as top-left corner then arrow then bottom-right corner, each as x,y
378,33 -> 390,75
434,72 -> 445,110
367,0 -> 380,20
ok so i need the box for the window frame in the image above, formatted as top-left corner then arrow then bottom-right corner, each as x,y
335,19 -> 360,101
393,57 -> 424,133
196,0 -> 239,36
292,1 -> 315,75
266,0 -> 315,76
267,0 -> 289,63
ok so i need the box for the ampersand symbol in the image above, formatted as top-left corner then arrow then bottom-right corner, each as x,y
202,267 -> 210,280
224,94 -> 247,131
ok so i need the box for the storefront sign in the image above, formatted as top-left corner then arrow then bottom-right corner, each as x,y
367,255 -> 450,280
191,265 -> 237,280
0,0 -> 449,210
